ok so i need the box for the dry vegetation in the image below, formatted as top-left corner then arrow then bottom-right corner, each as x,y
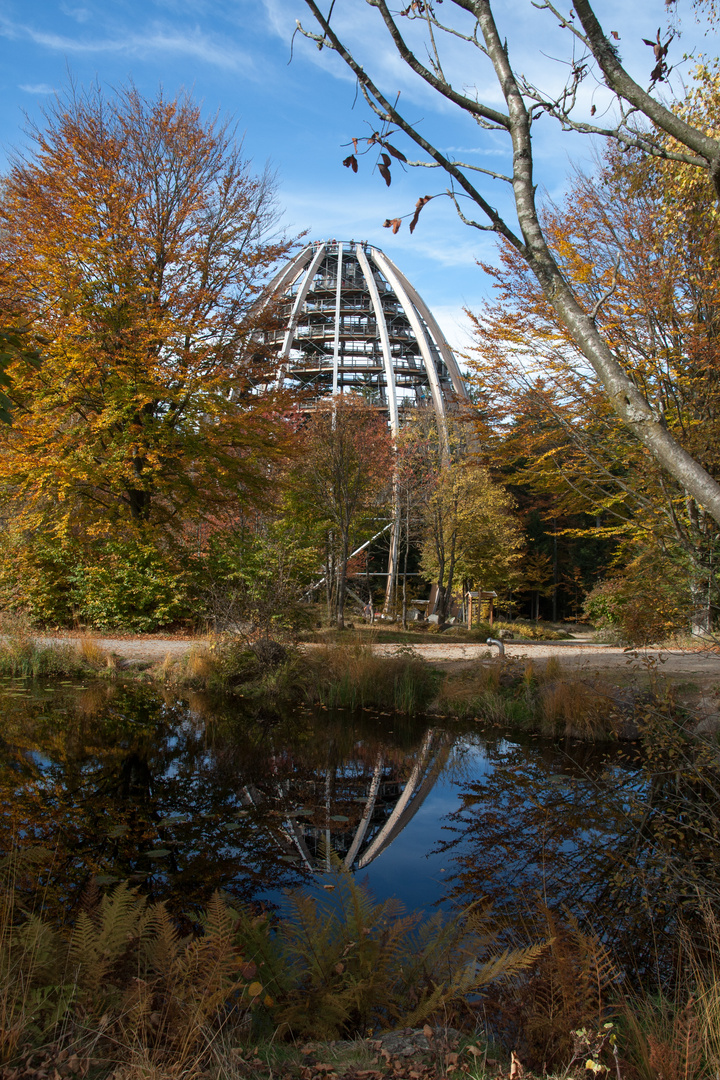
2,857 -> 720,1080
433,656 -> 678,739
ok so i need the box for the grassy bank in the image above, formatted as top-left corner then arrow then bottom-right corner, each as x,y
0,617 -> 119,679
433,655 -> 688,739
159,638 -> 439,713
0,624 -> 699,739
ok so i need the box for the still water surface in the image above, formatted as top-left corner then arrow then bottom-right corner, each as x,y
0,679 -> 650,942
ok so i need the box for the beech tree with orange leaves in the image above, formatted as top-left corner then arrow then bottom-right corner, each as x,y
0,83 -> 291,531
0,84 -> 293,625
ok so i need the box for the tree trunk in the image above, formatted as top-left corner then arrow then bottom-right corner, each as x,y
475,0 -> 720,526
336,531 -> 349,629
401,494 -> 410,630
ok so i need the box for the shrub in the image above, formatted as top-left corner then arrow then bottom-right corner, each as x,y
71,539 -> 190,632
0,878 -> 264,1070
584,550 -> 689,645
0,538 -> 77,625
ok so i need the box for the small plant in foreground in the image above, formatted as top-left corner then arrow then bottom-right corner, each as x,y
233,856 -> 546,1042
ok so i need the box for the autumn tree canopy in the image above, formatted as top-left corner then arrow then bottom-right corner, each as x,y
469,93 -> 720,632
297,1 -> 720,527
0,84 -> 291,542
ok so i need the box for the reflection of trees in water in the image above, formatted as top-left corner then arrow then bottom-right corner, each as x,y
435,731 -> 720,975
241,726 -> 452,872
0,684 -> 308,921
10,682 -> 714,974
0,685 -> 450,923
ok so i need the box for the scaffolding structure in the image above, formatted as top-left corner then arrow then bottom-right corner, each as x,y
262,240 -> 468,435
261,240 -> 469,611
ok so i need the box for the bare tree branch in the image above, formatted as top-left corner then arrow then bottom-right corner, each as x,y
299,0 -> 720,527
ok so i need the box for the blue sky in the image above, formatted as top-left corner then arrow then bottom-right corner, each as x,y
0,0 -> 711,353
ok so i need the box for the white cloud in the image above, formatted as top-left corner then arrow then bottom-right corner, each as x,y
19,82 -> 57,94
1,17 -> 256,73
429,304 -> 477,357
60,4 -> 92,23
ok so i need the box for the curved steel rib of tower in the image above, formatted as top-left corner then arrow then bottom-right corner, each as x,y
262,240 -> 468,432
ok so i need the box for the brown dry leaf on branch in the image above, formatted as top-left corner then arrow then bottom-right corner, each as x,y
409,196 -> 433,233
378,153 -> 392,186
383,141 -> 407,162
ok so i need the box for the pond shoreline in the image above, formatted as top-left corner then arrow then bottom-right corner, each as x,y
30,631 -> 720,684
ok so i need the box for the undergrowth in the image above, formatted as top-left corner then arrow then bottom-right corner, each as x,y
0,614 -> 114,678
158,636 -> 302,702
434,657 -> 673,740
301,641 -> 439,712
3,852 -> 720,1080
0,855 -> 543,1072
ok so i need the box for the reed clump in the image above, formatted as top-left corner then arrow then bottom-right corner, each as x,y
302,641 -> 439,712
159,636 -> 302,702
0,614 -> 109,678
436,658 -> 645,740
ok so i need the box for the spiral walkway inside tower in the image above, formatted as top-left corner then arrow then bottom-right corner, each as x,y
262,240 -> 468,433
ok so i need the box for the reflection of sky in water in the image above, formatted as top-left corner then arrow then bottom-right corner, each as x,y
0,684 -> 638,925
261,741 -> 492,915
360,771 -> 466,912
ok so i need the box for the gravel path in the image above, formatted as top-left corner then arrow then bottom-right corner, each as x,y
38,634 -> 720,683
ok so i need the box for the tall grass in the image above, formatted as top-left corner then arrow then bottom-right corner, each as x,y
302,641 -> 439,712
436,658 -> 639,739
159,636 -> 303,702
0,614 -> 113,677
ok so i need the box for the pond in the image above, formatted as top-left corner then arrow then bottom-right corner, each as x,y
1,678 -> 716,973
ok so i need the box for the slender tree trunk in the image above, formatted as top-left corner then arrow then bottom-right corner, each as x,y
402,493 -> 410,630
557,518 -> 561,622
325,536 -> 334,626
441,527 -> 458,621
336,529 -> 349,629
474,0 -> 720,526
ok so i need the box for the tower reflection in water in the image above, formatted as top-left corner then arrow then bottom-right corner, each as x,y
239,727 -> 452,876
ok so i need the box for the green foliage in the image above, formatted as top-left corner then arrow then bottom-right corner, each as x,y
70,538 -> 191,632
233,856 -> 545,1041
0,538 -> 77,626
202,522 -> 317,639
0,531 -> 191,631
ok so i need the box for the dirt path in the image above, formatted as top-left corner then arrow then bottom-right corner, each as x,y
43,633 -> 720,686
